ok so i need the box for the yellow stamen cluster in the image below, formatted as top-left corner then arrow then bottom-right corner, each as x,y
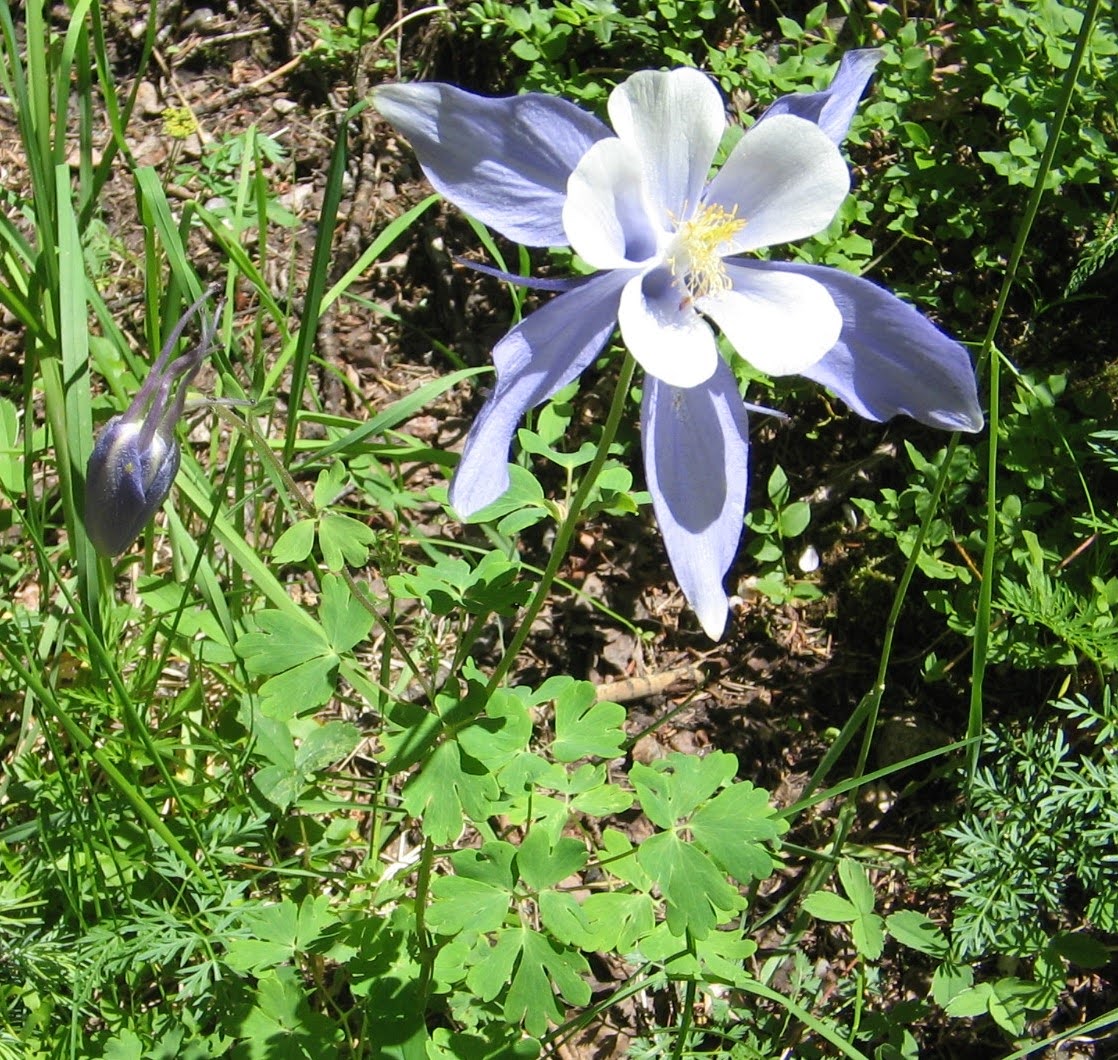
668,204 -> 746,303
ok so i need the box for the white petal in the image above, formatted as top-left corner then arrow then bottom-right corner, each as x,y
619,269 -> 719,387
607,68 -> 725,227
705,114 -> 850,252
702,264 -> 840,376
563,138 -> 662,269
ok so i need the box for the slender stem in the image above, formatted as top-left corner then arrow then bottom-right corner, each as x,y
414,835 -> 436,1002
484,352 -> 637,699
968,0 -> 1100,778
804,0 -> 1100,830
672,958 -> 697,1060
803,436 -> 956,810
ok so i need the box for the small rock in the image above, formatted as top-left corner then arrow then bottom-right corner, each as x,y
133,133 -> 168,167
179,132 -> 205,160
278,182 -> 314,215
875,714 -> 951,770
135,80 -> 161,116
798,544 -> 820,573
181,7 -> 217,32
67,146 -> 103,168
631,734 -> 666,765
272,98 -> 299,115
404,415 -> 439,443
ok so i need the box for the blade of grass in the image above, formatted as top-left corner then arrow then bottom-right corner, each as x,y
293,365 -> 487,469
282,101 -> 372,463
133,167 -> 206,304
56,169 -> 102,635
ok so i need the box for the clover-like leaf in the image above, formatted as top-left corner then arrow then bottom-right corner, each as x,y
253,720 -> 361,810
639,922 -> 756,986
802,859 -> 885,960
468,927 -> 590,1038
450,841 -> 518,888
237,610 -> 336,719
318,573 -> 375,652
388,550 -> 529,617
522,753 -> 632,830
580,892 -> 656,953
271,518 -> 316,563
691,928 -> 757,986
402,740 -> 499,844
779,499 -> 811,538
238,966 -> 341,1057
295,720 -> 361,774
538,890 -> 593,948
458,690 -> 534,773
932,962 -> 974,1007
427,1026 -> 541,1059
598,828 -> 654,890
226,896 -> 335,973
801,891 -> 858,922
637,830 -> 744,938
515,829 -> 587,892
690,780 -> 787,884
237,576 -> 372,719
318,511 -> 377,571
551,681 -> 626,762
886,910 -> 949,958
464,550 -> 533,614
428,876 -> 511,936
631,751 -> 737,829
387,555 -> 471,614
944,979 -> 1034,1037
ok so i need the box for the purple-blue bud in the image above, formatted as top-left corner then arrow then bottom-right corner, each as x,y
84,288 -> 221,556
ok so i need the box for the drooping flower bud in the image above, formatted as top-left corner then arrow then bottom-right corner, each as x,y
84,288 -> 221,556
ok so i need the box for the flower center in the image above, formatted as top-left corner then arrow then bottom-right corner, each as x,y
668,203 -> 746,303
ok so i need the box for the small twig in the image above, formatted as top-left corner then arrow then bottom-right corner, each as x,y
595,665 -> 707,704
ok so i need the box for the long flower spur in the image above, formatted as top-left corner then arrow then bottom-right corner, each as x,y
84,287 -> 223,557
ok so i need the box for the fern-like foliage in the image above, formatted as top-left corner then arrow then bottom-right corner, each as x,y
1066,208 -> 1118,296
997,558 -> 1118,670
942,688 -> 1118,959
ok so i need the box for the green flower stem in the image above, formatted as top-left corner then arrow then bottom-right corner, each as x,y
968,0 -> 1101,778
800,0 -> 1101,864
484,351 -> 637,700
671,945 -> 698,1060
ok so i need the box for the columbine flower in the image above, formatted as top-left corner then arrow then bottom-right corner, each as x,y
373,53 -> 983,639
84,288 -> 221,556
